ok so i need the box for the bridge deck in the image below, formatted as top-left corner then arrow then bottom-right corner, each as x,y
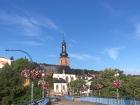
51,97 -> 104,105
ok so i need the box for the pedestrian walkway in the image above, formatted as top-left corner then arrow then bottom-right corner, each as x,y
52,97 -> 104,105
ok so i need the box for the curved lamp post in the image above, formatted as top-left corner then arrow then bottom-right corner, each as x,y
41,71 -> 45,98
5,49 -> 34,104
112,73 -> 121,105
5,49 -> 33,62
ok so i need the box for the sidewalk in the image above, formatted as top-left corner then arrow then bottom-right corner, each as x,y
52,98 -> 104,105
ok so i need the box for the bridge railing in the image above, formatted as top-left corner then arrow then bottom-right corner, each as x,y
20,97 -> 49,105
37,98 -> 49,105
64,96 -> 140,105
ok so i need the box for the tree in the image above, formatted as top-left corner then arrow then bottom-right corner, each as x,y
94,68 -> 124,97
91,77 -> 103,96
121,76 -> 140,98
69,79 -> 85,96
45,75 -> 53,96
0,58 -> 42,105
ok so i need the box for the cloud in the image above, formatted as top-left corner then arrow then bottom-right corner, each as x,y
0,10 -> 60,46
69,53 -> 100,62
105,47 -> 124,60
20,41 -> 42,46
0,11 -> 59,36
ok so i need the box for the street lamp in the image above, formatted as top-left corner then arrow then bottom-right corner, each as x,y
5,49 -> 33,62
5,49 -> 34,104
112,73 -> 121,105
41,72 -> 45,98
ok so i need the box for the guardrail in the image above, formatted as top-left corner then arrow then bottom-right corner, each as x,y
64,96 -> 140,105
64,95 -> 74,101
20,97 -> 49,105
37,98 -> 49,105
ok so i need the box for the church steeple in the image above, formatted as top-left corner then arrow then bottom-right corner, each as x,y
60,40 -> 68,57
59,36 -> 69,66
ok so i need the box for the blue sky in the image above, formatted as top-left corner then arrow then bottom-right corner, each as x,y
0,0 -> 140,74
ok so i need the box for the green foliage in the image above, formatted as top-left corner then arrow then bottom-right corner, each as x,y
90,68 -> 140,98
69,79 -> 86,96
45,75 -> 53,96
45,75 -> 53,89
12,58 -> 31,72
121,76 -> 140,98
0,58 -> 42,105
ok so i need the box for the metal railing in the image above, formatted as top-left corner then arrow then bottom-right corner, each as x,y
64,96 -> 140,105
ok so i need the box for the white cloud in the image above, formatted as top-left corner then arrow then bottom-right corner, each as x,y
0,10 -> 60,46
0,11 -> 59,36
69,53 -> 100,62
21,41 -> 42,46
105,47 -> 124,60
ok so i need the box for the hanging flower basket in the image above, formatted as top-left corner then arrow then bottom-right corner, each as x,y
112,80 -> 121,89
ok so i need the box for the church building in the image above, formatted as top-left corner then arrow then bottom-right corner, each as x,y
40,39 -> 94,96
53,39 -> 76,95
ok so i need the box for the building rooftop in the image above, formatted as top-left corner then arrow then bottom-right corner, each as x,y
53,78 -> 67,83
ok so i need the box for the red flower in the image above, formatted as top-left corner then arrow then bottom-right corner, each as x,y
21,69 -> 42,80
112,80 -> 121,89
21,69 -> 31,79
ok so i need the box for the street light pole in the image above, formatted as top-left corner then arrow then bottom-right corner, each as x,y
31,82 -> 34,103
5,49 -> 33,62
116,88 -> 119,105
42,72 -> 45,98
114,73 -> 120,105
5,49 -> 34,104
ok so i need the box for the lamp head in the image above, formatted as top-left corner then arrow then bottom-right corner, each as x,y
42,72 -> 45,77
114,73 -> 119,77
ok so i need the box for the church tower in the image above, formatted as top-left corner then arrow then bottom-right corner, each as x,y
59,39 -> 69,66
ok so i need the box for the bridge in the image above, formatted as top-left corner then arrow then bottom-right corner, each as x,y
20,96 -> 140,105
20,98 -> 49,105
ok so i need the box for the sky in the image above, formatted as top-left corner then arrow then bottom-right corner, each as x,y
0,0 -> 140,75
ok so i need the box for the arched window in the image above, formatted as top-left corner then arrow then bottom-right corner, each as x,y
63,85 -> 65,91
56,84 -> 59,91
71,76 -> 74,81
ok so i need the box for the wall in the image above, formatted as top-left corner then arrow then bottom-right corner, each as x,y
0,57 -> 11,68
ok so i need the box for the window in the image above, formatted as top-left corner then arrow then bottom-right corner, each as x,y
66,76 -> 69,82
56,85 -> 59,91
71,76 -> 74,81
63,85 -> 65,91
